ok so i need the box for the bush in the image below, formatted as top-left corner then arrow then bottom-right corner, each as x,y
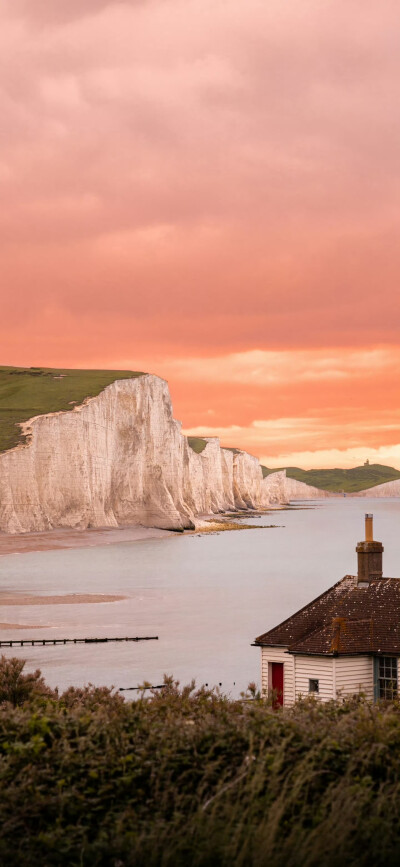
0,655 -> 55,707
1,665 -> 400,866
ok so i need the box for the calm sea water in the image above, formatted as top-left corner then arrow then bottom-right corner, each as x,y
0,498 -> 399,697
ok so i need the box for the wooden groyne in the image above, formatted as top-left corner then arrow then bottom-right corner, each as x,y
0,636 -> 158,647
119,684 -> 166,691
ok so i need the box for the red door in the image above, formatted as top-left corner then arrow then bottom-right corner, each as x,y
271,663 -> 284,706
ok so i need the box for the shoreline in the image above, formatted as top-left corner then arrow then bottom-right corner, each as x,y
0,525 -> 173,556
0,510 -> 281,556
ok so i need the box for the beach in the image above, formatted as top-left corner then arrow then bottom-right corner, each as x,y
0,525 -> 172,556
0,592 -> 126,605
0,513 -> 278,557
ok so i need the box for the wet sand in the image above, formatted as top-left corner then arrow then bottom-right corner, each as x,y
0,592 -> 126,605
0,525 -> 172,556
0,513 -> 282,556
0,622 -> 48,630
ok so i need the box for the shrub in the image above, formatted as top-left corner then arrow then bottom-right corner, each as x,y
0,655 -> 55,707
1,665 -> 400,866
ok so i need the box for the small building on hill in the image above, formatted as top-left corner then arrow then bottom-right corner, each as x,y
254,514 -> 399,704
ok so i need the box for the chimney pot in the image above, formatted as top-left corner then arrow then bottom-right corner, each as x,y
365,513 -> 373,542
356,514 -> 383,583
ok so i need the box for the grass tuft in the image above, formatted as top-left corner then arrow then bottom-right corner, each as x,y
187,436 -> 208,454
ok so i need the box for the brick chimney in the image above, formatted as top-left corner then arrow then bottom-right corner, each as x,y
356,514 -> 383,583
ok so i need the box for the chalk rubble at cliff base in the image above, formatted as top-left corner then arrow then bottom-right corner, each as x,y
0,374 -> 325,535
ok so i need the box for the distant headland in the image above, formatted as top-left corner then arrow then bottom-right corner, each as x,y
261,462 -> 400,493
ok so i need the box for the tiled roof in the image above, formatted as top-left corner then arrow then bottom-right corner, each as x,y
255,576 -> 400,655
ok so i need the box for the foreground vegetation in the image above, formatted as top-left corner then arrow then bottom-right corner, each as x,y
262,462 -> 400,492
0,366 -> 144,452
1,659 -> 400,866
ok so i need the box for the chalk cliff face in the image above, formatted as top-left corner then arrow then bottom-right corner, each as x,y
354,479 -> 400,497
0,375 -> 327,535
274,473 -> 333,501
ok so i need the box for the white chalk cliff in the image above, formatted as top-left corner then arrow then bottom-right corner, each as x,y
271,473 -> 332,501
354,479 -> 400,497
0,375 -> 325,535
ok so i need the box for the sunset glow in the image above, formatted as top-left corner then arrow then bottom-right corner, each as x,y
2,0 -> 400,467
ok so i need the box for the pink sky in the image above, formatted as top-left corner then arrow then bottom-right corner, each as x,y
1,0 -> 400,467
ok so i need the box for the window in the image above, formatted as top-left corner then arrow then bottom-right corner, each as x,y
378,657 -> 398,700
309,679 -> 319,694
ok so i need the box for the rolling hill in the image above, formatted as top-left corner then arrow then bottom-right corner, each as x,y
261,463 -> 400,493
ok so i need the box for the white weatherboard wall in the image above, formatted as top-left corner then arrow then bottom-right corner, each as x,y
294,656 -> 334,702
261,647 -> 295,706
261,648 -> 376,704
335,657 -> 374,701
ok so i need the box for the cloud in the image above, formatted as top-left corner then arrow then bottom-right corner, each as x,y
161,348 -> 398,386
1,0 -> 400,357
3,1 -> 146,27
183,410 -> 400,468
1,0 -> 400,468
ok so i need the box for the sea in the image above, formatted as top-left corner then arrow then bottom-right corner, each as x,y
1,497 -> 399,698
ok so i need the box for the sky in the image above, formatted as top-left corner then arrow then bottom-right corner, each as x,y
1,0 -> 400,469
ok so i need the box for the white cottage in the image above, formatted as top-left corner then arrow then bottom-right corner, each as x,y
254,514 -> 399,705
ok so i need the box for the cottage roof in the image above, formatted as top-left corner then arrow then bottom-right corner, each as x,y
254,576 -> 400,656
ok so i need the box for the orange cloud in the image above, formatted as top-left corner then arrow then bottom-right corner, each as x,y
1,1 -> 399,468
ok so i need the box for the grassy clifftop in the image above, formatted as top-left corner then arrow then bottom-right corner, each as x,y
0,366 -> 144,453
187,438 -> 242,456
187,436 -> 208,454
262,462 -> 400,492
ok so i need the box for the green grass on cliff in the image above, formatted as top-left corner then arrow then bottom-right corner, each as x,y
187,436 -> 208,453
0,366 -> 145,453
261,463 -> 400,492
187,438 -> 242,456
188,438 -> 243,456
2,658 -> 400,867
